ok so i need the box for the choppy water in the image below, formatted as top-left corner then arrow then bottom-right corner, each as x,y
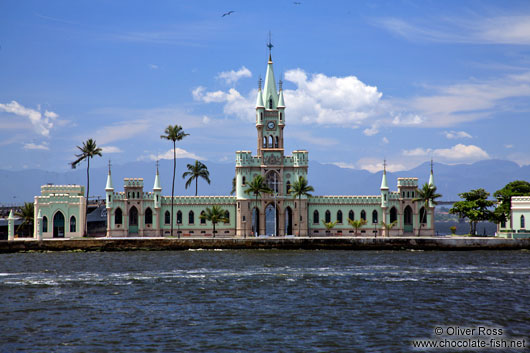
0,250 -> 528,352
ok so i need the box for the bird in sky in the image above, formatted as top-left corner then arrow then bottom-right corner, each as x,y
222,11 -> 235,17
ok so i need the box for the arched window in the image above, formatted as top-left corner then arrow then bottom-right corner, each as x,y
360,210 -> 366,221
419,207 -> 427,224
348,210 -> 354,221
269,97 -> 273,109
115,208 -> 123,225
70,216 -> 76,233
280,112 -> 283,120
43,216 -> 48,232
200,211 -> 206,225
189,210 -> 194,224
404,206 -> 413,225
286,180 -> 291,194
521,215 -> 526,229
406,191 -> 410,198
263,136 -> 267,147
275,136 -> 279,148
372,210 -> 378,224
266,171 -> 279,193
224,211 -> 230,224
260,112 -> 263,121
390,207 -> 397,223
337,210 -> 343,223
269,135 -> 274,148
145,208 -> 153,225
313,210 -> 319,224
177,210 -> 182,224
164,210 -> 170,225
242,176 -> 246,185
325,210 -> 331,223
108,195 -> 111,203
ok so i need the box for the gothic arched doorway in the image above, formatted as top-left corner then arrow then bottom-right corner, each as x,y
404,205 -> 413,233
252,207 -> 260,237
265,203 -> 278,236
129,206 -> 138,234
285,207 -> 293,236
53,211 -> 65,238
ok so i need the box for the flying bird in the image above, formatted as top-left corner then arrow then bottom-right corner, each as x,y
222,11 -> 235,17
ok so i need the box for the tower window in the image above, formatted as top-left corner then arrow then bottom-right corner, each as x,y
280,112 -> 283,120
313,210 -> 319,224
269,98 -> 273,109
275,136 -> 279,148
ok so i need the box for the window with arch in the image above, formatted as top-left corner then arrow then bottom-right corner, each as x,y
348,210 -> 354,221
325,210 -> 331,223
108,195 -> 112,203
43,216 -> 48,232
313,210 -> 319,224
200,211 -> 206,225
164,210 -> 170,225
263,136 -> 267,147
361,210 -> 366,221
275,136 -> 279,148
260,112 -> 263,121
115,208 -> 123,225
372,210 -> 378,224
269,135 -> 274,148
419,207 -> 427,224
145,208 -> 153,225
337,210 -> 343,223
269,97 -> 273,109
156,195 -> 159,202
390,207 -> 397,223
286,180 -> 291,194
242,176 -> 246,185
177,210 -> 182,224
265,171 -> 279,193
521,215 -> 526,229
407,191 -> 410,198
70,216 -> 76,233
280,112 -> 283,120
224,211 -> 230,224
189,211 -> 195,224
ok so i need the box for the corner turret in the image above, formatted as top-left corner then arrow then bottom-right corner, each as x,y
381,160 -> 389,208
153,162 -> 162,209
7,209 -> 15,241
105,161 -> 114,208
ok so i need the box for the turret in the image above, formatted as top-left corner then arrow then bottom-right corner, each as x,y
36,209 -> 43,241
105,161 -> 114,208
428,159 -> 435,207
263,37 -> 278,110
153,162 -> 162,209
7,209 -> 15,241
278,80 -> 285,124
380,161 -> 389,208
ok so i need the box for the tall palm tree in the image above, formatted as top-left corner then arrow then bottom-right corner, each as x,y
182,160 -> 211,196
291,176 -> 314,237
231,177 -> 236,195
348,218 -> 367,236
15,202 -> 34,237
199,205 -> 229,238
244,175 -> 272,236
160,125 -> 189,238
413,182 -> 442,235
71,138 -> 102,237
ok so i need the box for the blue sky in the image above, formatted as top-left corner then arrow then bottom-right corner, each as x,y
1,0 -> 530,173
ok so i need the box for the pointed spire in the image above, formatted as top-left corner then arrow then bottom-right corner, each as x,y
263,35 -> 278,110
8,209 -> 14,220
278,80 -> 285,107
105,160 -> 114,191
256,76 -> 264,108
153,160 -> 162,190
428,159 -> 435,186
380,159 -> 389,190
267,31 -> 273,62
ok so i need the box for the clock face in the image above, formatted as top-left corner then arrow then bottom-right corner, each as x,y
267,121 -> 275,129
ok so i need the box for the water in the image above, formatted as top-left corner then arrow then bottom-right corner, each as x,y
0,250 -> 528,352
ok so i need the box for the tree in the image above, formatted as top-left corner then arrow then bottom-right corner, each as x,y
413,182 -> 442,235
182,160 -> 210,196
348,218 -> 367,236
199,205 -> 228,238
231,177 -> 236,195
15,202 -> 34,237
380,220 -> 398,237
492,180 -> 530,224
291,176 -> 314,237
323,220 -> 337,236
70,138 -> 102,237
449,188 -> 495,235
244,175 -> 272,235
160,125 -> 189,238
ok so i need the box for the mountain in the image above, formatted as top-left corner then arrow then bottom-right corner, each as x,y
1,159 -> 529,204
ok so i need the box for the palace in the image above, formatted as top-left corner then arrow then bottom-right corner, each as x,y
29,50 -> 436,239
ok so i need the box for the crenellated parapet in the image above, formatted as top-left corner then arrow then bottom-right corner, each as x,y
309,195 -> 381,205
124,178 -> 144,188
161,196 -> 236,205
236,151 -> 261,167
40,184 -> 85,196
397,178 -> 418,187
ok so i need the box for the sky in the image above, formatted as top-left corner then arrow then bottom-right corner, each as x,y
1,0 -> 530,174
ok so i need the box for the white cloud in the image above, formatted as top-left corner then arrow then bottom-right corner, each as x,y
402,144 -> 489,163
149,64 -> 159,70
146,148 -> 204,161
391,114 -> 423,126
93,120 -> 151,145
202,115 -> 211,124
101,146 -> 122,153
382,137 -> 389,144
444,130 -> 472,139
217,66 -> 252,84
356,158 -> 407,173
331,162 -> 356,169
505,144 -> 514,149
23,142 -> 49,150
0,101 -> 56,136
363,125 -> 379,136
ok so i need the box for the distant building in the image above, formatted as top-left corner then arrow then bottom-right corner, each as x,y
498,196 -> 530,238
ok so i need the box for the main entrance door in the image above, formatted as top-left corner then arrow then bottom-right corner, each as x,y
129,206 -> 138,234
285,207 -> 293,236
53,211 -> 65,238
265,204 -> 278,236
404,206 -> 413,233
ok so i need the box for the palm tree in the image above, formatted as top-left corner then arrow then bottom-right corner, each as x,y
71,138 -> 102,237
323,220 -> 338,236
413,182 -> 442,235
381,220 -> 398,237
348,218 -> 367,236
244,175 -> 272,236
15,202 -> 34,237
231,177 -> 236,195
199,205 -> 229,238
182,160 -> 210,196
161,125 -> 189,238
291,176 -> 314,237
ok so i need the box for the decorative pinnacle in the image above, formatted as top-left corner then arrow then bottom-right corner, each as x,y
430,158 -> 433,173
383,159 -> 387,173
156,160 -> 159,174
267,31 -> 273,61
258,76 -> 262,90
108,160 -> 112,175
279,79 -> 283,91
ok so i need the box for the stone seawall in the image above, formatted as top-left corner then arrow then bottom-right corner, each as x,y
0,237 -> 529,253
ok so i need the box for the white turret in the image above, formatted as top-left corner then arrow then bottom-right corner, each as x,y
381,160 -> 389,208
7,209 -> 15,241
153,162 -> 162,209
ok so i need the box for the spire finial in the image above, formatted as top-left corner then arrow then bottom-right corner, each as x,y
156,160 -> 159,175
430,158 -> 433,173
279,79 -> 283,91
383,159 -> 387,173
258,76 -> 262,90
267,31 -> 273,61
108,160 -> 112,175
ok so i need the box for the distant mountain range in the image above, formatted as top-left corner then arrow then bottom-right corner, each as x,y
1,159 -> 529,204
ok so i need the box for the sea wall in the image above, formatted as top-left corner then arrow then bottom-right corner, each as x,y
0,237 -> 529,253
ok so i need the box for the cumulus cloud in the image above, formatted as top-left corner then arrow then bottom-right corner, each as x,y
147,148 -> 204,161
101,146 -> 123,153
391,114 -> 423,126
23,142 -> 49,150
402,144 -> 489,163
217,66 -> 252,84
356,158 -> 407,173
444,130 -> 472,139
0,101 -> 56,136
149,64 -> 159,70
